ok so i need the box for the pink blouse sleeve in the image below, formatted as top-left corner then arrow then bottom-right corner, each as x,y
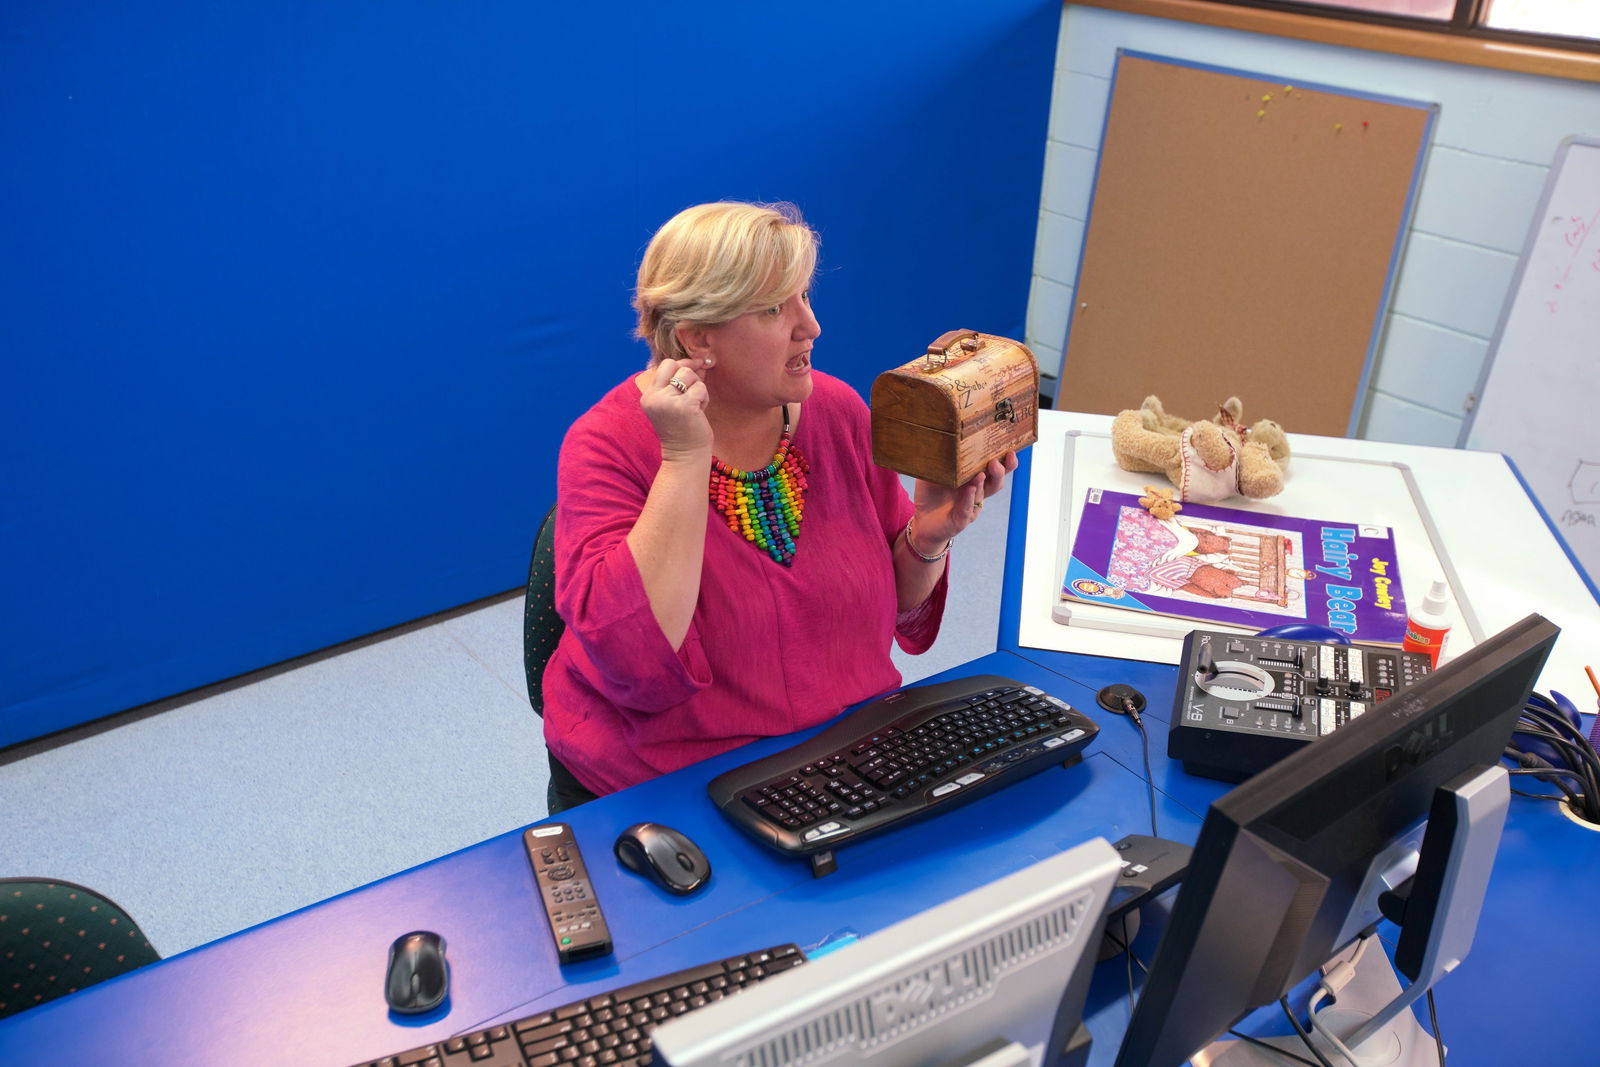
552,413 -> 712,712
855,398 -> 948,656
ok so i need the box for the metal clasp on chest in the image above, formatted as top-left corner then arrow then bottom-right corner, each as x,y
994,398 -> 1018,424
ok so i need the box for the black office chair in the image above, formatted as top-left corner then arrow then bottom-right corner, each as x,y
0,878 -> 160,1019
523,504 -> 564,720
523,505 -> 593,809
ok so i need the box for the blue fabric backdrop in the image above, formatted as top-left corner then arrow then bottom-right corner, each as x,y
2,1 -> 1059,746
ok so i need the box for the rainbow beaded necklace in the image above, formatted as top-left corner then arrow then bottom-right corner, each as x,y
708,405 -> 809,566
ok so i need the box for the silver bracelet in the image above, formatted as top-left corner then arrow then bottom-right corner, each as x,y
903,516 -> 952,563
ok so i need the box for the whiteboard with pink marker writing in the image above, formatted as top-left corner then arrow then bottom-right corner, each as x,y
1462,135 -> 1600,599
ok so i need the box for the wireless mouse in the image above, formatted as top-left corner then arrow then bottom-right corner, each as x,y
384,930 -> 450,1014
614,822 -> 712,896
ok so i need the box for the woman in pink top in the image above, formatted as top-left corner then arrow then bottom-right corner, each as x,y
543,202 -> 1013,810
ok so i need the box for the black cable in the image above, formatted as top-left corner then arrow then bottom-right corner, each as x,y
1224,1029 -> 1322,1067
1524,702 -> 1592,750
1103,920 -> 1150,1033
1095,684 -> 1161,837
1508,765 -> 1589,781
1509,734 -> 1596,815
1278,996 -> 1337,1067
1549,742 -> 1600,814
1519,728 -> 1599,782
1515,722 -> 1600,785
1102,917 -> 1145,1023
1512,786 -> 1575,803
1102,924 -> 1150,975
1121,914 -> 1136,1014
1131,711 -> 1159,838
1520,701 -> 1597,770
1503,745 -> 1582,803
1503,693 -> 1600,822
1426,989 -> 1447,1065
1508,767 -> 1586,811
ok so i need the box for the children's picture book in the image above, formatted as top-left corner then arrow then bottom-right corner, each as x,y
1058,488 -> 1410,644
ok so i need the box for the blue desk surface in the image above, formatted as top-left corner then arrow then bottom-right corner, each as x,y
0,651 -> 1198,1067
5,458 -> 1598,1066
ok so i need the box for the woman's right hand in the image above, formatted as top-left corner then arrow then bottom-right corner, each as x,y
630,357 -> 713,651
640,358 -> 712,460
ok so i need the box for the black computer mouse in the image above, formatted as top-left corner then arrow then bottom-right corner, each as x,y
614,822 -> 712,895
384,930 -> 450,1014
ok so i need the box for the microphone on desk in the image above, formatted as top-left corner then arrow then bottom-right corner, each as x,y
1096,683 -> 1147,725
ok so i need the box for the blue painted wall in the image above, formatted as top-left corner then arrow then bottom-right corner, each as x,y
2,1 -> 1059,747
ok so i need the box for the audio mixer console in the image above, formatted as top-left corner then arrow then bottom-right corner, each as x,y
1169,628 -> 1433,782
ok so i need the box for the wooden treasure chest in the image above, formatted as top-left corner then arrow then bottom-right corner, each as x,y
870,329 -> 1040,487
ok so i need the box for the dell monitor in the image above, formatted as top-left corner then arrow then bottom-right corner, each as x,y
1114,613 -> 1559,1067
650,837 -> 1122,1067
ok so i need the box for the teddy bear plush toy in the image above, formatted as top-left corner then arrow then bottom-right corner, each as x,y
1138,485 -> 1182,521
1111,396 -> 1290,504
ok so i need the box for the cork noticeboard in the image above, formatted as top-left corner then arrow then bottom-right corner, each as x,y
1058,52 -> 1436,437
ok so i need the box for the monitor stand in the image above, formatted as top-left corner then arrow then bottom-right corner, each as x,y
1193,764 -> 1509,1067
1191,942 -> 1437,1066
933,1037 -> 1034,1067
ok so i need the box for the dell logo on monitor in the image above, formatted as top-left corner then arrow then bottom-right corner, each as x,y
1384,714 -> 1453,780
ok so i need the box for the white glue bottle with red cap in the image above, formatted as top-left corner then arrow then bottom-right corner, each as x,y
1402,579 -> 1452,666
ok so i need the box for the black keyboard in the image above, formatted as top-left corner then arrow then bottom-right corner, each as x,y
707,674 -> 1099,860
352,943 -> 806,1067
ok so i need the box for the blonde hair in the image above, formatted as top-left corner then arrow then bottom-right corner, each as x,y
634,201 -> 819,364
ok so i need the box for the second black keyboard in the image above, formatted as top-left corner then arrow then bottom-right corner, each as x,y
351,942 -> 806,1067
707,674 -> 1099,860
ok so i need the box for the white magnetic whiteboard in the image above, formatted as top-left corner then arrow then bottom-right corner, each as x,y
1462,136 -> 1600,593
1017,422 -> 1474,667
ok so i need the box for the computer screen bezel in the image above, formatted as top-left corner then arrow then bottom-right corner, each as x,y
650,837 -> 1123,1067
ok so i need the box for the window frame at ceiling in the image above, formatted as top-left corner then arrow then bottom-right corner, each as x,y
1067,0 -> 1600,83
1216,0 -> 1597,52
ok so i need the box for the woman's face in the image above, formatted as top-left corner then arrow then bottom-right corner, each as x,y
691,289 -> 821,411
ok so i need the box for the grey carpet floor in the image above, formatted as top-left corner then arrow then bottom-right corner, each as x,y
0,482 -> 1008,958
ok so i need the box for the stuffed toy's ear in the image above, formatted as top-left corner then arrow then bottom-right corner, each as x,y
1249,419 -> 1291,464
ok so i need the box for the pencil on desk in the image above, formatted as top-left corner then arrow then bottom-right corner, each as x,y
1587,666 -> 1600,749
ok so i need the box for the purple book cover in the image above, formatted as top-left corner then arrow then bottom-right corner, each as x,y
1060,488 -> 1410,644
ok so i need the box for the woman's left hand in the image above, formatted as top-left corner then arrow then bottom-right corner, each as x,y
910,451 -> 1019,554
